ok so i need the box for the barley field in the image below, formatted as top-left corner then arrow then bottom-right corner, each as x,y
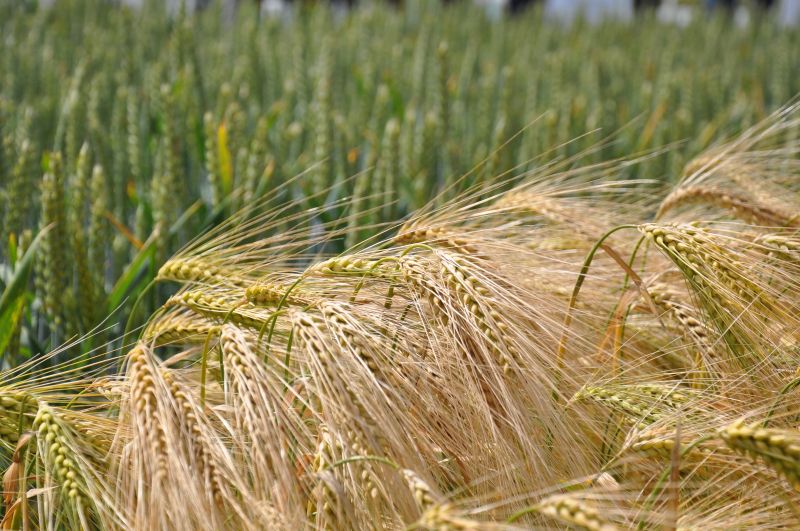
1,0 -> 800,529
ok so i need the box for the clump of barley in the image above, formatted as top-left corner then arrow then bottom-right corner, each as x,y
219,323 -> 311,510
291,308 -> 406,517
204,112 -> 221,206
292,311 -> 378,453
310,251 -> 520,373
639,222 -> 787,364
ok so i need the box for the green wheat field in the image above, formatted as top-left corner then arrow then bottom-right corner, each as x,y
1,0 -> 800,529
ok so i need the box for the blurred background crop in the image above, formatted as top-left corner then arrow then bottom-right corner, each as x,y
0,0 -> 798,363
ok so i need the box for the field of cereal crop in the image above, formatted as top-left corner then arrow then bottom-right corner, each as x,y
1,1 -> 800,528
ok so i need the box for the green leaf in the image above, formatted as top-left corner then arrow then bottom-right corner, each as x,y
7,233 -> 18,268
0,227 -> 48,356
107,238 -> 156,313
0,296 -> 26,358
108,198 -> 203,313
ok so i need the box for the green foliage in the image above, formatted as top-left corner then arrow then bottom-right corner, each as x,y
0,0 -> 798,362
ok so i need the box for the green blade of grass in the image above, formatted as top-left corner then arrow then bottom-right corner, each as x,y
0,227 -> 49,356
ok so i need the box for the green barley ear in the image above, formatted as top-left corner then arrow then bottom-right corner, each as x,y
70,143 -> 91,229
88,164 -> 110,320
376,118 -> 400,222
110,85 -> 128,203
71,143 -> 96,332
0,132 -> 9,247
435,41 -> 452,189
399,107 -> 416,195
3,139 -> 34,245
63,84 -> 85,180
159,84 -> 183,207
232,146 -> 248,213
222,101 -> 244,181
0,118 -> 8,175
126,87 -> 141,190
346,169 -> 371,250
311,44 -> 332,195
416,111 -> 438,205
203,111 -> 221,207
152,154 -> 175,264
85,78 -> 102,155
243,116 -> 271,205
36,152 -> 73,337
483,110 -> 507,188
148,85 -> 181,262
291,33 -> 309,120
